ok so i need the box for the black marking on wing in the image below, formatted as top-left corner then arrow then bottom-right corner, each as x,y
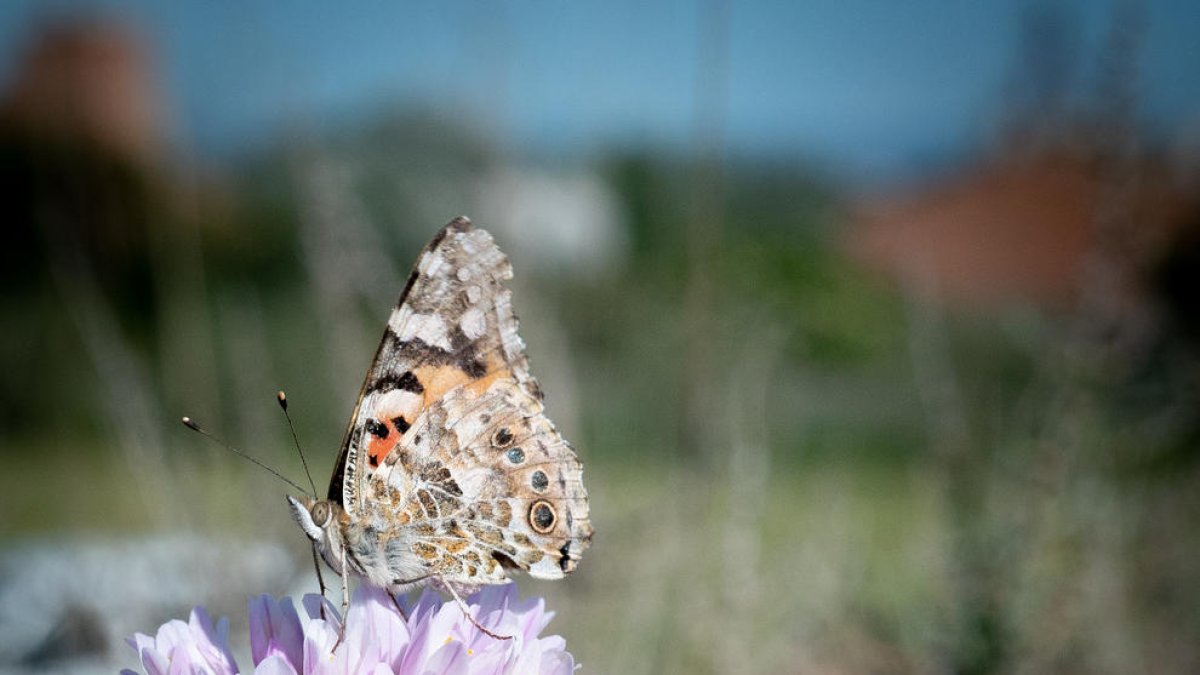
380,327 -> 486,379
492,551 -> 519,569
426,222 -> 452,251
377,370 -> 424,394
365,419 -> 389,439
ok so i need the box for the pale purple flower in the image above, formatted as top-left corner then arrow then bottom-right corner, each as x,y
123,606 -> 238,675
124,583 -> 576,675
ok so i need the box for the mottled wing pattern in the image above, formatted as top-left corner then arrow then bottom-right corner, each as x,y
329,217 -> 533,509
369,378 -> 590,585
333,217 -> 591,587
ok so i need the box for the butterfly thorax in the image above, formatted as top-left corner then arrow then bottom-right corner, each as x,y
289,494 -> 428,591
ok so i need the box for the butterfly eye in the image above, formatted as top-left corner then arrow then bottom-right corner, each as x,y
310,501 -> 332,527
492,427 -> 515,448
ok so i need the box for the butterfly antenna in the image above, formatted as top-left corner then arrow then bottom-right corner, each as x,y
276,391 -> 318,497
180,416 -> 311,495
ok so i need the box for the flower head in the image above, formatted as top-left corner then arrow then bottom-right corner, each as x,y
124,583 -> 576,675
123,606 -> 238,675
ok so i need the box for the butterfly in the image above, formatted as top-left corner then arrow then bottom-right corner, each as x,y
286,217 -> 592,637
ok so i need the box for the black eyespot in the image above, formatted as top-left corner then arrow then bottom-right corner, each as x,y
506,447 -> 525,464
492,427 -> 514,447
529,500 -> 556,533
531,470 -> 549,491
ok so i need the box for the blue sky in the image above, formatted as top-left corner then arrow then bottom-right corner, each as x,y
2,1 -> 1198,182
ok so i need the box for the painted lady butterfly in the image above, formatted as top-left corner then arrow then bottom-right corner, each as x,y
286,217 -> 592,635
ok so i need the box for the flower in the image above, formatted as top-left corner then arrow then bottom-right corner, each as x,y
124,583 -> 577,675
123,606 -> 238,675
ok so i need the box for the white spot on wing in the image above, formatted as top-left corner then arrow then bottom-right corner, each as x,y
458,230 -> 492,256
395,313 -> 451,351
362,389 -> 422,422
528,551 -> 566,579
453,467 -> 491,499
493,291 -> 525,361
460,307 -> 486,340
450,409 -> 489,451
418,251 -> 446,277
387,306 -> 412,335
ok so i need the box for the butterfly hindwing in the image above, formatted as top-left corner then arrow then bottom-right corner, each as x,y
371,378 -> 590,584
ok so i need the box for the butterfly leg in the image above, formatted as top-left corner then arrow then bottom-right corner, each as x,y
439,575 -> 512,641
385,573 -> 431,620
332,546 -> 349,651
311,544 -> 328,620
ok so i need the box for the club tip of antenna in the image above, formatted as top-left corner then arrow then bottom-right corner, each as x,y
277,390 -> 288,410
181,416 -> 201,432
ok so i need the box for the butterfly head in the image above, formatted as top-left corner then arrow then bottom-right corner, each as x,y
287,495 -> 342,546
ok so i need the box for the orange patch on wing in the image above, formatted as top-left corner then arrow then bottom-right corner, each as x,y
413,357 -> 513,405
363,359 -> 516,471
366,427 -> 392,467
364,410 -> 414,468
413,364 -> 472,403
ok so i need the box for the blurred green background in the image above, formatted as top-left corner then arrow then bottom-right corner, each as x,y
2,2 -> 1199,673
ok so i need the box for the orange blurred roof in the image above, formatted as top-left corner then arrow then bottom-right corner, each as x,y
847,146 -> 1196,309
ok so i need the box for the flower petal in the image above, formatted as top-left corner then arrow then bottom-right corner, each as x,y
420,640 -> 468,675
136,644 -> 168,675
188,608 -> 238,673
301,594 -> 340,628
254,653 -> 300,675
539,646 -> 577,675
154,619 -> 192,655
249,595 -> 305,669
128,632 -> 156,654
302,618 -> 340,673
354,585 -> 411,667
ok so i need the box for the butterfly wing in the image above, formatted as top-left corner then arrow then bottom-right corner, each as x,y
329,217 -> 534,508
333,217 -> 591,586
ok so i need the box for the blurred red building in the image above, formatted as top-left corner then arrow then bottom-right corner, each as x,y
1,17 -> 165,163
848,144 -> 1198,311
